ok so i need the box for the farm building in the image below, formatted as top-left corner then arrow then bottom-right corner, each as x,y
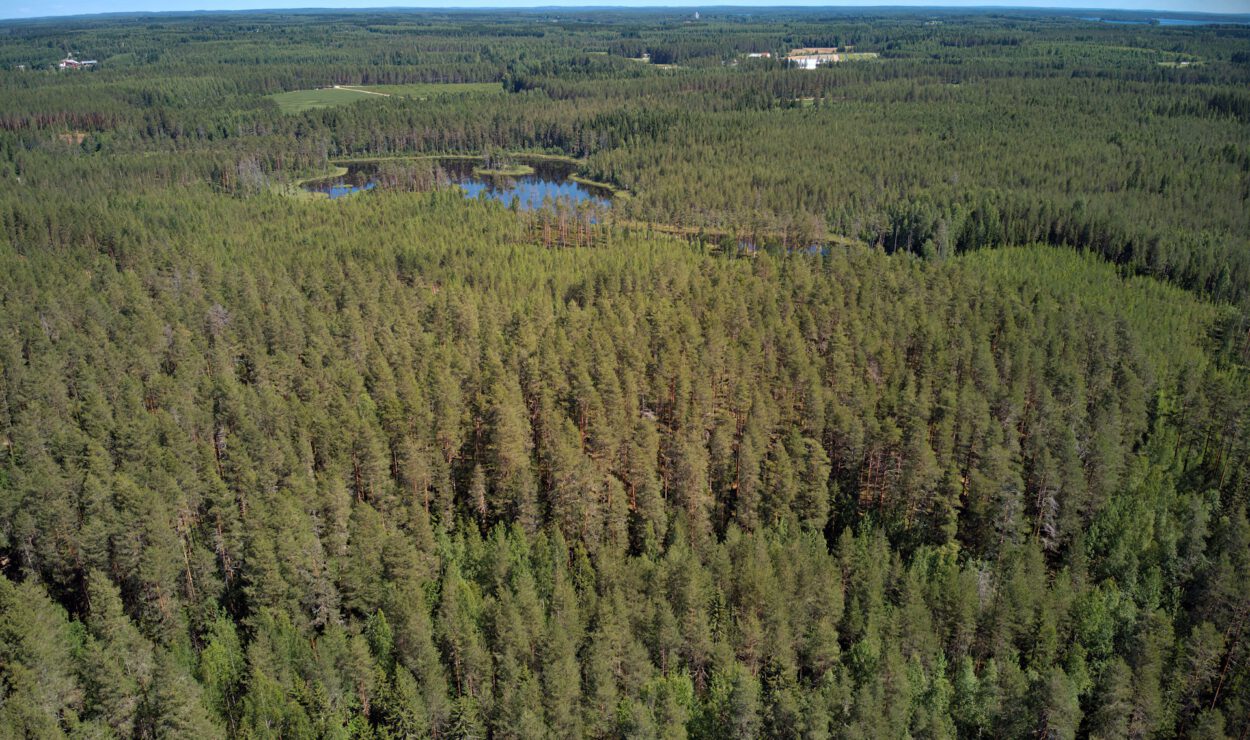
786,47 -> 839,69
59,57 -> 97,70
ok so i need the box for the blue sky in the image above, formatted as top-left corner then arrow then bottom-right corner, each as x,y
2,0 -> 1249,21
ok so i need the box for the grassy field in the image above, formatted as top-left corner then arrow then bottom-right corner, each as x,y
352,82 -> 502,98
271,87 -> 380,113
271,82 -> 500,113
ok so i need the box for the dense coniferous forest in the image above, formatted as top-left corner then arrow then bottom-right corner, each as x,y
1,7 -> 1249,738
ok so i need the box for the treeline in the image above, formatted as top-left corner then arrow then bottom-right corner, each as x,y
2,12 -> 1247,304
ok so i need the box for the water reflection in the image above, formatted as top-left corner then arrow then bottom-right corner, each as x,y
302,156 -> 614,212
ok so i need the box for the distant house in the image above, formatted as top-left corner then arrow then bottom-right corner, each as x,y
786,47 -> 840,69
58,57 -> 97,70
746,52 -> 772,58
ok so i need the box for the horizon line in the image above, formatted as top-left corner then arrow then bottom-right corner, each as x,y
5,3 -> 1250,23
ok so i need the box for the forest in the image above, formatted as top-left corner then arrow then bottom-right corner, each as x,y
1,7 -> 1249,739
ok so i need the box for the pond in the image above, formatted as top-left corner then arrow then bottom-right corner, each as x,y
301,156 -> 614,211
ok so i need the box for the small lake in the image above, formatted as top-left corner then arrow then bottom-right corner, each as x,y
302,156 -> 614,211
1078,16 -> 1249,26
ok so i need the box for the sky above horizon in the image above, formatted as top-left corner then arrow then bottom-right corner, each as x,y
2,0 -> 1249,22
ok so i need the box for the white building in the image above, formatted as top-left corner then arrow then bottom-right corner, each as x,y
786,48 -> 839,69
59,57 -> 97,70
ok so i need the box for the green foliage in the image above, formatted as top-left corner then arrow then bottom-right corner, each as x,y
0,7 -> 1248,739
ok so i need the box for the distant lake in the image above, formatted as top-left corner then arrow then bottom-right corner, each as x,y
1079,16 -> 1249,26
301,156 -> 614,211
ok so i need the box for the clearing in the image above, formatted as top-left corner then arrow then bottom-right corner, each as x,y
345,82 -> 501,99
271,82 -> 500,113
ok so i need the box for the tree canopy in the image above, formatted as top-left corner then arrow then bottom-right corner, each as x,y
1,7 -> 1248,738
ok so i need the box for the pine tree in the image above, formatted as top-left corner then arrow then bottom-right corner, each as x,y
199,613 -> 246,731
0,575 -> 84,737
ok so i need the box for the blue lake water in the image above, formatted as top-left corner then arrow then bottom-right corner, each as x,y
458,173 -> 611,211
302,156 -> 613,211
319,181 -> 376,198
1079,16 -> 1249,26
